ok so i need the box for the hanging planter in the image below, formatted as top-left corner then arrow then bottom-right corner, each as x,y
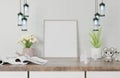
18,12 -> 23,26
92,0 -> 106,31
99,2 -> 105,17
17,0 -> 29,31
23,3 -> 29,17
21,17 -> 27,31
93,17 -> 100,26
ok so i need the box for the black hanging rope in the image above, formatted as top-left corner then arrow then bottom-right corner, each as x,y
95,0 -> 99,13
20,0 -> 21,12
24,0 -> 27,3
102,0 -> 103,2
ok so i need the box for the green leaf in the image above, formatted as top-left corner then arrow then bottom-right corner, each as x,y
89,28 -> 102,48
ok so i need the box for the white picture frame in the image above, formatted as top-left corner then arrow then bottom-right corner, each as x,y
44,20 -> 79,58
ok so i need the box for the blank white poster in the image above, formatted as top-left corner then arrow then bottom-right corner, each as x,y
44,20 -> 78,57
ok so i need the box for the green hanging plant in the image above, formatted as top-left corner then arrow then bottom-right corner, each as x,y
89,28 -> 102,48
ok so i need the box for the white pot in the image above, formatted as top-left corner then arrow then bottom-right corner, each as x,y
91,48 -> 102,60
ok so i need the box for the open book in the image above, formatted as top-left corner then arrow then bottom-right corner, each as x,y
0,56 -> 48,65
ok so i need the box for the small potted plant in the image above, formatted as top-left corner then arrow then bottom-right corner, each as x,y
89,28 -> 102,59
17,34 -> 37,57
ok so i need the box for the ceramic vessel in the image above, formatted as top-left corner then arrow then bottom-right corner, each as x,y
23,48 -> 34,57
91,47 -> 102,60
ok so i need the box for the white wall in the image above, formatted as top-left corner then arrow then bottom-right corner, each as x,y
0,0 -> 119,57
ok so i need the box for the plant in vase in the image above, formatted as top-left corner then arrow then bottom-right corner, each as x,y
89,28 -> 102,59
17,34 -> 37,57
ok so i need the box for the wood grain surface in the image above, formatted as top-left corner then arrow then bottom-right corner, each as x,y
0,58 -> 120,71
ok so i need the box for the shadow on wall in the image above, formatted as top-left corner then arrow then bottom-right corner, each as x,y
32,48 -> 42,57
32,37 -> 43,57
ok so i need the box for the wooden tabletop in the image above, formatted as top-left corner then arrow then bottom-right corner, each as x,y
0,58 -> 120,71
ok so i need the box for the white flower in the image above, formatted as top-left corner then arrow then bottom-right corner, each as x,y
21,40 -> 26,44
18,34 -> 37,48
31,37 -> 37,43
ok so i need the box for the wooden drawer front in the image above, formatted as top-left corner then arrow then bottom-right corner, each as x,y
30,71 -> 84,78
87,71 -> 120,78
0,71 -> 27,78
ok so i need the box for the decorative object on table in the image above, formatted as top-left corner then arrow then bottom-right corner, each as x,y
0,58 -> 3,65
17,34 -> 37,57
22,48 -> 34,57
113,49 -> 120,62
44,20 -> 78,57
0,56 -> 48,65
17,0 -> 29,31
89,27 -> 102,60
1,56 -> 27,65
80,51 -> 89,64
103,47 -> 115,62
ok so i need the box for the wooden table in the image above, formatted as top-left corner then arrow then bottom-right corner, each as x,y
0,58 -> 120,71
0,58 -> 120,78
